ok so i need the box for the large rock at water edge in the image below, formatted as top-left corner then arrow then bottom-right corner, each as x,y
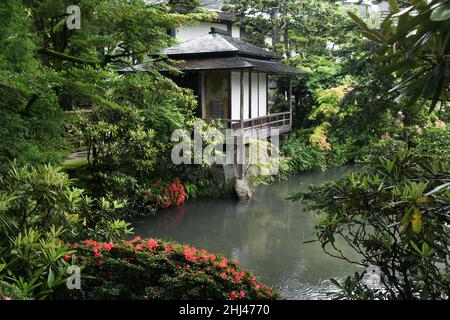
234,178 -> 254,200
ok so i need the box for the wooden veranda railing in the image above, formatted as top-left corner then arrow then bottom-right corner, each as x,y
204,111 -> 291,136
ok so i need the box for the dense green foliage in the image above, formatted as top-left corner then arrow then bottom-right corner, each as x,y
291,126 -> 450,299
0,0 -> 207,170
0,280 -> 30,300
0,1 -> 68,168
0,164 -> 133,298
281,133 -> 328,172
288,0 -> 450,300
1,0 -> 448,301
348,0 -> 450,110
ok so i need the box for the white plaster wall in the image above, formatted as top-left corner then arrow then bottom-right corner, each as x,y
251,73 -> 259,118
258,73 -> 267,117
242,72 -> 249,120
231,71 -> 269,120
231,71 -> 249,120
231,71 -> 240,120
176,21 -> 240,43
231,25 -> 240,38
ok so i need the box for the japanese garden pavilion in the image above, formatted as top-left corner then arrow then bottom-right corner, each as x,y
121,28 -> 302,137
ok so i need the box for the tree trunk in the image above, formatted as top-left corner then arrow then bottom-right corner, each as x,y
270,6 -> 280,47
282,1 -> 290,58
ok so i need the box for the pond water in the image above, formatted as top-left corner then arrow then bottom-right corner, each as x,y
132,166 -> 363,299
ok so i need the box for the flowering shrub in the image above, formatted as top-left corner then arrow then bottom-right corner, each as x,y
151,178 -> 187,208
63,237 -> 280,300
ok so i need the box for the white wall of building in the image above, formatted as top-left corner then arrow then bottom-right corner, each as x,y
242,72 -> 249,120
231,71 -> 249,120
231,25 -> 240,38
258,73 -> 267,117
231,71 -> 267,121
250,73 -> 259,118
176,21 -> 239,43
342,1 -> 390,20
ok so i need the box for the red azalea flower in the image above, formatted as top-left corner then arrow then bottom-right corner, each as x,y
130,235 -> 142,244
135,243 -> 145,251
84,239 -> 97,247
104,242 -> 115,252
164,244 -> 172,253
147,238 -> 158,250
93,246 -> 101,257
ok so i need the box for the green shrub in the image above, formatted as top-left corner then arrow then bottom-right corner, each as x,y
410,125 -> 450,160
291,145 -> 450,299
361,122 -> 449,166
62,237 -> 281,300
0,163 -> 133,299
0,163 -> 132,245
0,280 -> 31,300
281,134 -> 328,173
99,172 -> 157,216
83,101 -> 159,179
1,229 -> 73,299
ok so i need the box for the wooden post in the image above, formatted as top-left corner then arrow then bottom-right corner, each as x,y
289,77 -> 293,129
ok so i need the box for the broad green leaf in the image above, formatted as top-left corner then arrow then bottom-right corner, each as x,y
392,5 -> 414,18
347,11 -> 369,29
421,242 -> 430,255
411,208 -> 422,234
430,3 -> 450,21
47,268 -> 55,288
410,241 -> 422,254
425,182 -> 450,196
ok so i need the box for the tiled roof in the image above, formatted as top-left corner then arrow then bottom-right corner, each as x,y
199,0 -> 226,11
160,33 -> 281,59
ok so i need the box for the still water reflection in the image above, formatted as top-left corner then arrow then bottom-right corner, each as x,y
132,166 -> 363,299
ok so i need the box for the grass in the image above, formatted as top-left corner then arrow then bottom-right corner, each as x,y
61,157 -> 98,193
62,157 -> 89,170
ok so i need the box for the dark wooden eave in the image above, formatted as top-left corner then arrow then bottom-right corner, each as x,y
119,56 -> 302,76
119,30 -> 302,76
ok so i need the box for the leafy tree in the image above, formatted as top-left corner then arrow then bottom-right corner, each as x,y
0,0 -> 208,169
290,133 -> 450,299
348,0 -> 450,114
28,0 -> 207,68
0,1 -> 67,169
224,0 -> 364,128
0,163 -> 133,298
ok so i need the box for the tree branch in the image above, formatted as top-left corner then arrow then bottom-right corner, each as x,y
37,48 -> 99,67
